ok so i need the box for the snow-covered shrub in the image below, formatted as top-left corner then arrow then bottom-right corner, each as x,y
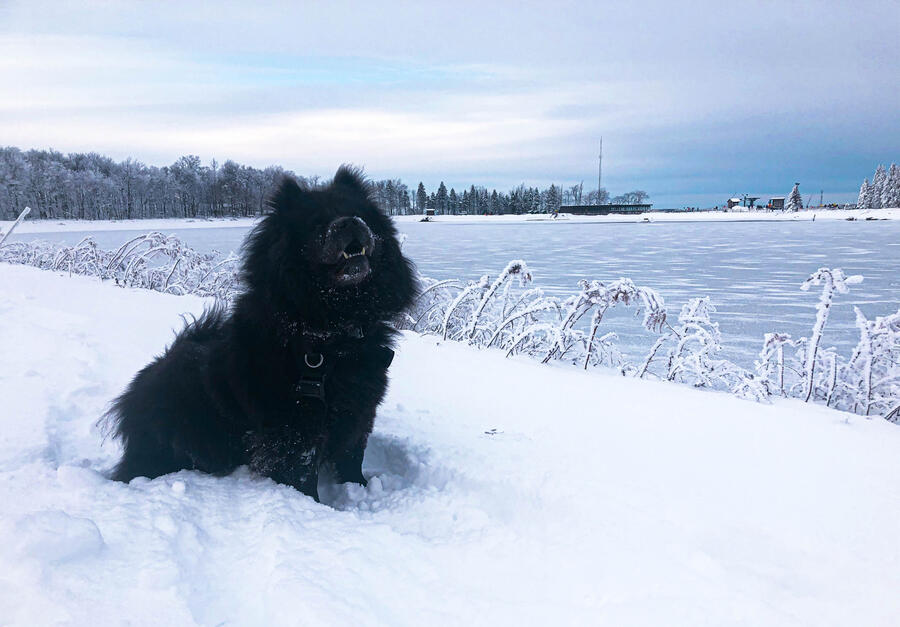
755,267 -> 900,419
403,267 -> 664,370
0,232 -> 241,301
542,277 -> 666,368
409,261 -> 899,421
756,332 -> 795,396
839,308 -> 900,416
3,229 -> 899,423
637,297 -> 767,401
798,268 -> 863,401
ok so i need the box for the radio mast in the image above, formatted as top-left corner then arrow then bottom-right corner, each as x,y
598,137 -> 603,195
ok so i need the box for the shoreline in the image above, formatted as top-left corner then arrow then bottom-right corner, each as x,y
2,207 -> 898,234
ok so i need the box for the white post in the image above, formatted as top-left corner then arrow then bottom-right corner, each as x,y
0,206 -> 31,248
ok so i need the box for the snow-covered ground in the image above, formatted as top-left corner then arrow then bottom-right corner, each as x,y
2,216 -> 261,235
3,206 -> 899,235
393,207 -> 900,225
2,263 -> 899,626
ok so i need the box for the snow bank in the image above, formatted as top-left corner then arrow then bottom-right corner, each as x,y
1,216 -> 260,235
392,207 -> 900,224
2,263 -> 899,626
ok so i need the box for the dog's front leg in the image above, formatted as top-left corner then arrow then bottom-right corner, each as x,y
268,450 -> 320,500
245,428 -> 321,500
332,436 -> 368,487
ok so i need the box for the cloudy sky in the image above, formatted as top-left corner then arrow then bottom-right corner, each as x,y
2,1 -> 897,207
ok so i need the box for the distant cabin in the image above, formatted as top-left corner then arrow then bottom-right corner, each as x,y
560,203 -> 652,216
727,196 -> 762,210
768,197 -> 785,210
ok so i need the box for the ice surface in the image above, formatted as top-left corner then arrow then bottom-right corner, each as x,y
8,218 -> 900,368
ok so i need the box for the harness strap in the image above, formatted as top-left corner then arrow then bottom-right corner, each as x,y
294,345 -> 395,405
295,350 -> 331,405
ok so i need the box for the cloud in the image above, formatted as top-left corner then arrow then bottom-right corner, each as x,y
1,0 -> 898,205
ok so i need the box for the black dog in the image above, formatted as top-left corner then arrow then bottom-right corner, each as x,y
106,167 -> 416,500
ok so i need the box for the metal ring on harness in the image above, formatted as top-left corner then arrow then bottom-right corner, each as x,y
304,353 -> 324,369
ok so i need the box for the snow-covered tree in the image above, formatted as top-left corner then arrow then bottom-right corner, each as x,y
568,182 -> 583,205
448,188 -> 459,215
584,188 -> 609,205
871,165 -> 887,209
435,182 -> 448,215
415,182 -> 427,214
882,164 -> 899,209
858,179 -> 870,209
621,190 -> 650,204
543,184 -> 561,213
786,183 -> 803,211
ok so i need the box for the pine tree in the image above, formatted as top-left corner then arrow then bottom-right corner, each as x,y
383,180 -> 396,215
871,165 -> 887,209
882,164 -> 899,208
448,188 -> 459,215
544,184 -> 561,213
415,182 -> 427,214
858,178 -> 870,209
786,182 -> 803,211
435,182 -> 448,215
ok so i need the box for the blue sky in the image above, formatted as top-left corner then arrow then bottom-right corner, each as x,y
1,0 -> 897,207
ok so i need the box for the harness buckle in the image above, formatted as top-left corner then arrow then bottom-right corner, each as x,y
296,376 -> 326,403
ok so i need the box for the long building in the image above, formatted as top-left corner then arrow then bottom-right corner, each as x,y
560,203 -> 652,215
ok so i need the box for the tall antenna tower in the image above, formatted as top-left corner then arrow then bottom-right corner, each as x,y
598,137 -> 603,194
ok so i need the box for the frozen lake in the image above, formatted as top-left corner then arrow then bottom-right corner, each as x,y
13,220 -> 900,368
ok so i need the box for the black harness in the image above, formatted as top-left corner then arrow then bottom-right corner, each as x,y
281,320 -> 395,409
295,350 -> 330,404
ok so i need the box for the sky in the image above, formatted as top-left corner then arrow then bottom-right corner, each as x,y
1,0 -> 898,208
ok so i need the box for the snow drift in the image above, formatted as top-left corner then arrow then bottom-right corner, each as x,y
1,263 -> 900,626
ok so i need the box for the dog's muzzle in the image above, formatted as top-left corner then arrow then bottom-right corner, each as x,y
322,217 -> 375,285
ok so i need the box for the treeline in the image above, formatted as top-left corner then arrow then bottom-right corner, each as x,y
857,163 -> 900,209
0,147 -> 296,220
407,182 -> 649,216
0,146 -> 649,220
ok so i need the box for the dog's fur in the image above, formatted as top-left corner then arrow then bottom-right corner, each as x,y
106,167 -> 416,500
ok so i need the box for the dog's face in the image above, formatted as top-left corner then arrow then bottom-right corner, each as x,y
241,167 -> 416,326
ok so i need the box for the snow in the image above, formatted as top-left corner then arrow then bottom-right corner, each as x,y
391,207 -> 900,224
3,206 -> 900,236
1,216 -> 260,235
2,263 -> 900,626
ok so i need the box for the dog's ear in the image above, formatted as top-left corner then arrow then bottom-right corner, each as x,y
332,165 -> 370,199
268,176 -> 307,213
